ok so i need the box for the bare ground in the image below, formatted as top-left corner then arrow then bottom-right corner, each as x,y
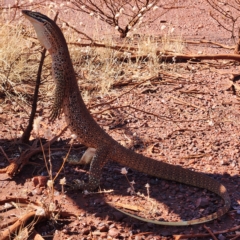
1,1 -> 240,239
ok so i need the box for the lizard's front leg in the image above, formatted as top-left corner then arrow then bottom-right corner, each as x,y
49,79 -> 65,122
68,146 -> 109,191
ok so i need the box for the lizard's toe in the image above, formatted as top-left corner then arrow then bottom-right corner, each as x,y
66,178 -> 99,191
65,179 -> 84,190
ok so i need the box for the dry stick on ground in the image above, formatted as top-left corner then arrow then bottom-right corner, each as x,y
203,225 -> 218,240
64,20 -> 239,62
92,104 -> 172,122
185,39 -> 235,50
170,96 -> 204,110
88,73 -> 190,110
0,197 -> 77,240
89,76 -> 161,109
173,223 -> 240,239
0,211 -> 37,240
67,35 -> 240,63
92,104 -> 209,123
0,125 -> 68,177
125,52 -> 240,62
104,72 -> 187,89
70,40 -> 136,54
70,36 -> 238,63
21,12 -> 59,144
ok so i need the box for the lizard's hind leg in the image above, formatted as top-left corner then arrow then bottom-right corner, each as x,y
68,146 -> 109,191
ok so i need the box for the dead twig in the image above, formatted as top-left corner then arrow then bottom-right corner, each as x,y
0,197 -> 77,240
0,211 -> 37,240
0,147 -> 11,163
125,52 -> 240,63
0,125 -> 68,177
170,96 -> 204,110
205,0 -> 240,39
174,224 -> 240,239
203,225 -> 218,240
185,39 -> 235,50
89,76 -> 161,109
92,104 -> 171,122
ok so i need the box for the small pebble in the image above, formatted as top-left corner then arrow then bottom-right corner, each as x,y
108,228 -> 119,237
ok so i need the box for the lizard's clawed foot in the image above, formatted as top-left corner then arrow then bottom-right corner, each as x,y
66,179 -> 86,190
66,177 -> 100,192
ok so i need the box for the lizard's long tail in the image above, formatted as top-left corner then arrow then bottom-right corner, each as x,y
110,143 -> 230,225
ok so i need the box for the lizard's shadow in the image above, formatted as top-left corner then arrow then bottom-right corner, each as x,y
0,137 -> 240,238
59,108 -> 240,234
62,160 -> 240,235
60,106 -> 240,234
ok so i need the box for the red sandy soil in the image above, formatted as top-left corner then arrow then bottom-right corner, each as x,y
1,0 -> 240,239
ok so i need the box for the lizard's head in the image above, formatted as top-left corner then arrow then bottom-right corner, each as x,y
22,10 -> 58,51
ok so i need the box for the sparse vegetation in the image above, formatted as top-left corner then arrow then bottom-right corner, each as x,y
205,0 -> 240,39
205,0 -> 240,53
0,1 -> 184,104
0,2 -> 185,237
2,0 -> 240,239
70,0 -> 176,38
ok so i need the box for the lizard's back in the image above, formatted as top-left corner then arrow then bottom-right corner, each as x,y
22,10 -> 231,226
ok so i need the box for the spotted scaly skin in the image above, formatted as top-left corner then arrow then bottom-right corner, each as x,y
22,10 -> 231,226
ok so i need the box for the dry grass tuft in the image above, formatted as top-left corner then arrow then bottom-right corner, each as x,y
0,5 -> 184,105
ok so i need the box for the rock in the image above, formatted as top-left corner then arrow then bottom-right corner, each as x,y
98,224 -> 109,232
108,228 -> 120,238
32,176 -> 48,188
82,228 -> 90,235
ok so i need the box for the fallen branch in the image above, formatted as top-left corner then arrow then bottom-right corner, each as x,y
170,96 -> 204,110
89,76 -> 161,109
92,103 -> 210,123
173,223 -> 240,239
185,39 -> 235,50
0,197 -> 77,240
0,126 -> 68,177
91,104 -> 171,122
0,210 -> 37,240
124,52 -> 240,63
204,225 -> 218,240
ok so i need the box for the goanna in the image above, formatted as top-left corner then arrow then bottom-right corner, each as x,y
22,10 -> 230,226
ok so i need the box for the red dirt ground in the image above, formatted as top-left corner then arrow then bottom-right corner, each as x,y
1,0 -> 240,239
